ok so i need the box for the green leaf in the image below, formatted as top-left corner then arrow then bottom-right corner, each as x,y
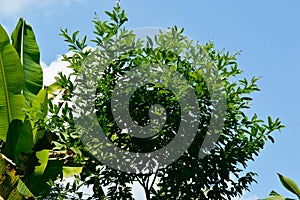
0,25 -> 27,142
32,89 -> 48,115
17,180 -> 35,198
47,81 -> 62,99
278,173 -> 300,198
15,119 -> 34,154
261,191 -> 296,200
0,153 -> 36,199
34,150 -> 49,176
262,196 -> 290,200
62,166 -> 83,178
270,190 -> 281,196
3,120 -> 22,162
4,119 -> 34,163
30,89 -> 48,141
26,160 -> 63,197
11,18 -> 43,102
268,135 -> 275,143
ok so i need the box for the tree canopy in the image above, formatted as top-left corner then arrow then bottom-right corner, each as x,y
56,5 -> 284,199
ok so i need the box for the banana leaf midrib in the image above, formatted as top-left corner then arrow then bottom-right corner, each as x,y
20,20 -> 24,66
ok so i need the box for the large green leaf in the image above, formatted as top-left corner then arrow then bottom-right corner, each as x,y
0,153 -> 35,199
17,180 -> 35,199
4,119 -> 34,163
278,173 -> 300,198
0,25 -> 27,142
26,160 -> 63,197
31,89 -> 48,117
28,89 -> 48,142
11,18 -> 43,102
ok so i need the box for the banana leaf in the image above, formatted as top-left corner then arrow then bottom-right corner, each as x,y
0,25 -> 27,141
11,18 -> 43,102
0,153 -> 35,199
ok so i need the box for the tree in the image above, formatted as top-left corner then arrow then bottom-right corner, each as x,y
51,4 -> 284,199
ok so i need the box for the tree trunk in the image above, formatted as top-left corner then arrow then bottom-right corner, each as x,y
144,187 -> 151,200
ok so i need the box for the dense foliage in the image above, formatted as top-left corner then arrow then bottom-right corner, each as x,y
55,5 -> 284,199
0,5 -> 284,200
0,19 -> 83,199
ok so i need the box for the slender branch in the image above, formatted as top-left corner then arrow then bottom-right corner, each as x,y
145,175 -> 150,189
149,171 -> 158,192
135,175 -> 145,188
135,174 -> 152,200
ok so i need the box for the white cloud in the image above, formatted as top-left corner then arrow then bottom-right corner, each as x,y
42,47 -> 93,86
0,0 -> 36,17
0,0 -> 81,18
41,54 -> 73,86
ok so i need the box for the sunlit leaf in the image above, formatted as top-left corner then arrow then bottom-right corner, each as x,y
11,18 -> 43,102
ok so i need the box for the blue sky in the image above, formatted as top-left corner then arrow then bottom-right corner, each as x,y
1,0 -> 299,199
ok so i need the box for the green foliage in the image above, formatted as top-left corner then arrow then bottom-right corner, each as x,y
0,25 -> 27,142
0,20 -> 48,199
263,174 -> 300,200
54,5 -> 284,200
11,18 -> 43,102
4,119 -> 34,163
0,19 -> 82,199
0,4 -> 285,200
0,154 -> 35,200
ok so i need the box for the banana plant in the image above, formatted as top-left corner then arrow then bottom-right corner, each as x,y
0,19 -> 47,199
1,19 -> 83,199
0,24 -> 27,142
263,173 -> 300,200
0,20 -> 45,200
